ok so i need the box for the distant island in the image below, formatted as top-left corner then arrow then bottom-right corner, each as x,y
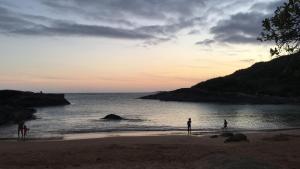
141,52 -> 300,104
0,90 -> 70,125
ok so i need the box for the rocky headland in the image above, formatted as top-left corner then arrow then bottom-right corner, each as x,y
141,52 -> 300,104
0,90 -> 70,125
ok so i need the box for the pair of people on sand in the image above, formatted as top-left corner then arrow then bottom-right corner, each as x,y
186,118 -> 228,135
18,121 -> 29,140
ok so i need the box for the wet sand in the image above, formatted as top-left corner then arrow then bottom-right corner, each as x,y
0,130 -> 299,169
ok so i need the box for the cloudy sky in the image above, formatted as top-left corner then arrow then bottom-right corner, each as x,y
0,0 -> 284,92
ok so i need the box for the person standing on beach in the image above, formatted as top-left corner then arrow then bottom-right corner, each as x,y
23,125 -> 29,140
17,121 -> 24,139
187,118 -> 192,135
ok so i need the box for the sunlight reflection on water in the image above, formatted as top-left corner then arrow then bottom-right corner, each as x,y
0,93 -> 300,138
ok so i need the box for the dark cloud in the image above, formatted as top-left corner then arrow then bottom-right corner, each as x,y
141,37 -> 174,47
136,17 -> 204,38
196,0 -> 284,46
0,6 -> 38,32
0,4 -> 199,41
0,0 -> 284,46
209,12 -> 267,44
40,0 -> 208,43
42,0 -> 137,28
250,0 -> 285,13
0,5 -> 152,40
42,0 -> 206,20
12,22 -> 154,39
195,39 -> 215,46
0,0 -> 207,44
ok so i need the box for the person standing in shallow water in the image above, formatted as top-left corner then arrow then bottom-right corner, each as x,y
187,118 -> 192,135
223,119 -> 228,129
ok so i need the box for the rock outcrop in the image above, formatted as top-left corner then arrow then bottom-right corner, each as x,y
0,90 -> 70,107
0,90 -> 70,125
224,133 -> 248,143
102,114 -> 125,120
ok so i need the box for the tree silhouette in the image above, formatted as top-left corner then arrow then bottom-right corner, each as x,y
258,0 -> 300,56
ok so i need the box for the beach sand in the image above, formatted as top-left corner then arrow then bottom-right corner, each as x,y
0,130 -> 299,169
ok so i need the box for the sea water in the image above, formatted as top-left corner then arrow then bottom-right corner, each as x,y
1,93 -> 300,139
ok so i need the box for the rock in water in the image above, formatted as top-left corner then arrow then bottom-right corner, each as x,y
224,133 -> 248,143
102,114 -> 124,120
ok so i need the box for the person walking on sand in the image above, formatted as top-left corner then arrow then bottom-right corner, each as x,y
223,119 -> 228,129
187,118 -> 192,135
17,121 -> 24,139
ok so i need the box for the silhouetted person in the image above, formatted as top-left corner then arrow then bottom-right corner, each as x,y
223,119 -> 228,129
23,125 -> 29,140
187,118 -> 192,135
17,121 -> 24,139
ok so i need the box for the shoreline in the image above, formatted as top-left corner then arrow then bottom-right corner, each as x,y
1,127 -> 300,141
63,127 -> 300,140
0,129 -> 299,169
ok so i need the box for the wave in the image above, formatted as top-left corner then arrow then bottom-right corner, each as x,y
58,126 -> 300,135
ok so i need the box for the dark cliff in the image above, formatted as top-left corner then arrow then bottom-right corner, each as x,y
0,90 -> 70,125
141,52 -> 300,104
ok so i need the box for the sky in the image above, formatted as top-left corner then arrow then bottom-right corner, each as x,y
0,0 -> 284,93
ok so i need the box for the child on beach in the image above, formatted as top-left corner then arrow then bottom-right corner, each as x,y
23,125 -> 29,140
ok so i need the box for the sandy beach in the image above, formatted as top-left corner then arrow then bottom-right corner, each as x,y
0,130 -> 299,169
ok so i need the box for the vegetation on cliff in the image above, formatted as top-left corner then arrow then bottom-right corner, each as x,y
258,0 -> 300,56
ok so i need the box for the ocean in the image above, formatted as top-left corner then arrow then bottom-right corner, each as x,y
1,93 -> 300,139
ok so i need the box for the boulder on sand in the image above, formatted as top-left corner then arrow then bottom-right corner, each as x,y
224,133 -> 248,143
220,132 -> 234,137
102,114 -> 125,120
210,135 -> 218,138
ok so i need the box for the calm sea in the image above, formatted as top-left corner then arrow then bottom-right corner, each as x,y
1,93 -> 300,139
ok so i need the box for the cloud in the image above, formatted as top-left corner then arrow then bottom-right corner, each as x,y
137,17 -> 203,35
41,0 -> 207,43
0,6 -> 38,32
188,30 -> 201,35
196,0 -> 284,45
0,0 -> 207,44
12,22 -> 154,39
0,5 -> 152,40
42,0 -> 206,21
136,17 -> 204,43
211,12 -> 264,43
0,0 -> 284,46
250,0 -> 285,13
195,39 -> 215,46
141,37 -> 174,46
